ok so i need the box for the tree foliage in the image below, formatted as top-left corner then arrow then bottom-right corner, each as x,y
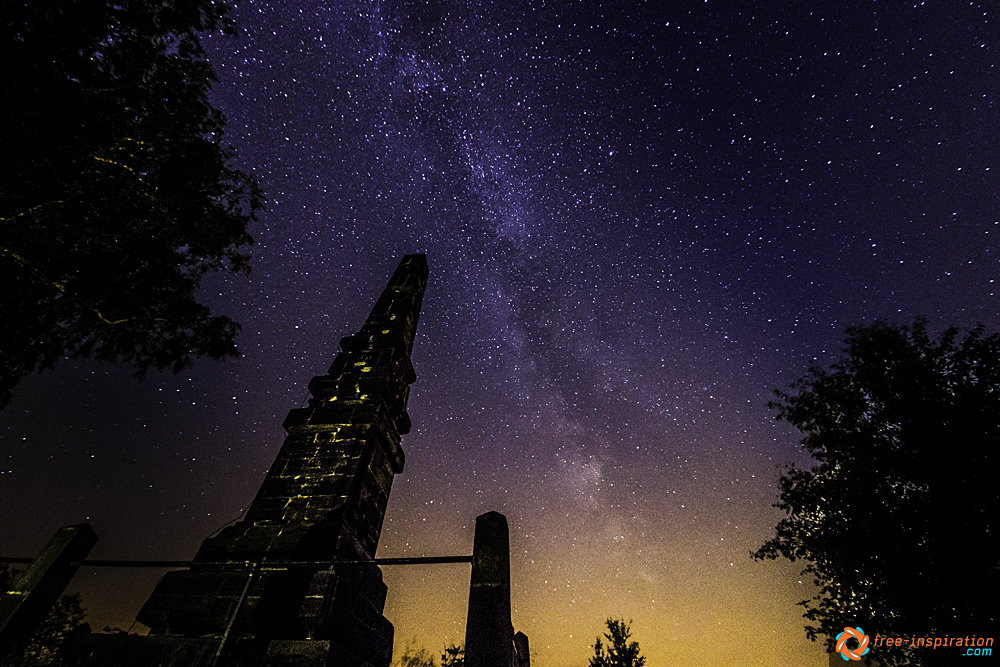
440,644 -> 464,667
754,320 -> 999,666
1,0 -> 264,408
392,642 -> 463,667
0,565 -> 87,666
589,619 -> 645,667
391,640 -> 436,667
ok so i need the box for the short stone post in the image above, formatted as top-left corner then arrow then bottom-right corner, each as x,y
464,512 -> 513,667
0,523 -> 98,660
513,631 -> 529,667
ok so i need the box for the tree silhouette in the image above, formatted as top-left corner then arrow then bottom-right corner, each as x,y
392,641 -> 436,667
589,618 -> 645,667
390,641 -> 463,667
1,1 -> 263,408
754,320 -> 999,666
440,643 -> 464,667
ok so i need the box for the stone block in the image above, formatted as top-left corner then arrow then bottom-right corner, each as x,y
255,477 -> 307,500
80,634 -> 221,667
283,406 -> 355,433
263,639 -> 332,667
244,498 -> 289,524
229,525 -> 283,555
137,573 -> 243,636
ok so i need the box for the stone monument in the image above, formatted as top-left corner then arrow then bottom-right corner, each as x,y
81,254 -> 428,667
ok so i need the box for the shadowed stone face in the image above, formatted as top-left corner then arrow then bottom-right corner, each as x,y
464,512 -> 513,667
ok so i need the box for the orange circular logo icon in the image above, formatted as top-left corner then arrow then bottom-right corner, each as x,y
835,626 -> 870,661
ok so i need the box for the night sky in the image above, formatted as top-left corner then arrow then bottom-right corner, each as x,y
3,1 -> 999,665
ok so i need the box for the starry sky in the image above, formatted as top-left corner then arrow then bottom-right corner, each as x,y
2,1 -> 999,665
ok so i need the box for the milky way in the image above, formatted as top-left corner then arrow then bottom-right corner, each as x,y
2,2 -> 998,665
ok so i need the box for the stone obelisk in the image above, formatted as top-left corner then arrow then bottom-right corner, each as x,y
85,254 -> 427,667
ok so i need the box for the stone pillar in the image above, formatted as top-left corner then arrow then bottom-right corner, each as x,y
85,255 -> 428,667
464,512 -> 513,667
513,632 -> 529,667
0,523 -> 97,661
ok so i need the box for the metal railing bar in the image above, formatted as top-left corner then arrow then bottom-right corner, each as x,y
0,555 -> 472,568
